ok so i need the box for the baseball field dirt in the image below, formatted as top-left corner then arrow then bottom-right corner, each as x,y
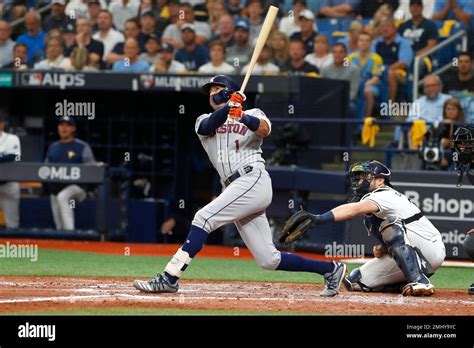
0,238 -> 472,315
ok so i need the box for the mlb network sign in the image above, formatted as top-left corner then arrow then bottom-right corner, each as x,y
38,166 -> 81,181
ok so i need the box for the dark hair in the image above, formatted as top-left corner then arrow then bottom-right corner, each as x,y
289,38 -> 305,47
247,0 -> 263,7
47,35 -> 64,47
13,43 -> 28,51
125,18 -> 140,28
332,42 -> 347,53
459,51 -> 473,60
443,98 -> 465,122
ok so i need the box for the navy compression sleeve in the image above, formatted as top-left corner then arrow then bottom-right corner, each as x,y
197,105 -> 230,135
240,114 -> 260,132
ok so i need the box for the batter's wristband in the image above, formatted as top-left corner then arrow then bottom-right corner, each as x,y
240,114 -> 260,132
313,211 -> 335,225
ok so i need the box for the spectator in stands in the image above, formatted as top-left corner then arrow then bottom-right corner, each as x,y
106,18 -> 144,65
65,0 -> 106,19
304,34 -> 333,70
398,0 -> 438,58
3,43 -> 28,70
0,111 -> 21,229
443,52 -> 474,94
408,75 -> 451,124
150,43 -> 186,72
338,20 -> 363,54
395,0 -> 435,22
43,0 -> 70,32
109,0 -> 140,31
225,18 -> 252,72
69,47 -> 98,71
61,22 -> 77,54
241,43 -> 280,74
9,4 -> 27,39
279,0 -> 309,38
0,20 -> 15,68
198,40 -> 236,74
112,37 -> 150,72
156,0 -> 180,35
162,3 -> 211,48
16,11 -> 46,63
290,9 -> 318,55
93,10 -> 125,59
209,0 -> 229,33
439,98 -> 465,169
431,0 -> 473,25
357,0 -> 398,19
66,17 -> 104,69
139,34 -> 160,65
245,0 -> 264,43
33,36 -> 72,70
321,43 -> 360,109
175,23 -> 210,70
372,17 -> 413,102
139,10 -> 159,42
270,30 -> 290,69
88,0 -> 103,32
45,116 -> 96,231
319,0 -> 360,18
139,0 -> 154,14
154,0 -> 172,20
348,31 -> 384,117
209,14 -> 235,47
226,0 -> 242,17
364,4 -> 394,38
283,38 -> 319,75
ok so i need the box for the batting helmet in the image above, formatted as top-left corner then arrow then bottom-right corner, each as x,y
464,230 -> 474,260
201,75 -> 240,105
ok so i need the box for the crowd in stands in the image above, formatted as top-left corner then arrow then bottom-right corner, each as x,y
0,0 -> 473,166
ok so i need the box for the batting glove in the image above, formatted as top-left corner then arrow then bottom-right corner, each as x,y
230,91 -> 246,104
228,102 -> 243,120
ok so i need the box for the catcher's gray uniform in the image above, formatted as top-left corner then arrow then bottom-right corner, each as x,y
358,187 -> 446,289
192,109 -> 281,270
0,131 -> 21,228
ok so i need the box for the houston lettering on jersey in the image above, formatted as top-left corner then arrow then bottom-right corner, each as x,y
215,123 -> 249,136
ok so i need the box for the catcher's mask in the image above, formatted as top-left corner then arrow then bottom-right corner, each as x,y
452,126 -> 474,164
348,160 -> 392,202
201,75 -> 239,105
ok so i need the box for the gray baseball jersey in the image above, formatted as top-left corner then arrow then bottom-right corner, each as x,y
195,108 -> 272,180
191,108 -> 281,270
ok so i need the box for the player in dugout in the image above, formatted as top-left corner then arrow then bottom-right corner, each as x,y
44,116 -> 96,231
0,111 -> 21,229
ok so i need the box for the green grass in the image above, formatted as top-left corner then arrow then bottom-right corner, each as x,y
0,248 -> 471,289
5,308 -> 320,316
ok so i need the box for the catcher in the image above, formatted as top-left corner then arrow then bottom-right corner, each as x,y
280,160 -> 446,296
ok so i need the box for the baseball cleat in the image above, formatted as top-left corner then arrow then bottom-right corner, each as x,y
133,273 -> 179,293
320,261 -> 347,297
401,282 -> 434,296
468,284 -> 474,295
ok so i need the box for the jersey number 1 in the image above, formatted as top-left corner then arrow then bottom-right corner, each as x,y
234,140 -> 240,152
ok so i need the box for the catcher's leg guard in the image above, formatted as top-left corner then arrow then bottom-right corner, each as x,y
380,216 -> 429,284
344,268 -> 373,292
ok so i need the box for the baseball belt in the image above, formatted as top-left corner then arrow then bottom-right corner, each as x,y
223,165 -> 253,187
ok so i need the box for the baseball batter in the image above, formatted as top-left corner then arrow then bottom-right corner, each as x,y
0,111 -> 21,229
281,160 -> 446,296
134,75 -> 347,297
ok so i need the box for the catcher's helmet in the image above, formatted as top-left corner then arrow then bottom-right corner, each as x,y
347,160 -> 392,202
201,75 -> 240,105
452,126 -> 474,160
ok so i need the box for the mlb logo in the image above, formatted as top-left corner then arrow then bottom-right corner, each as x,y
140,75 -> 154,89
28,72 -> 43,86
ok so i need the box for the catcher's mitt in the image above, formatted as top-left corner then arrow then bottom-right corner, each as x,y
279,210 -> 315,245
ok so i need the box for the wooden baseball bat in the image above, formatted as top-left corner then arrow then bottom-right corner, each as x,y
240,5 -> 279,93
228,5 -> 279,123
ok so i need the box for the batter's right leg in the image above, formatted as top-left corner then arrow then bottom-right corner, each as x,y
50,194 -> 64,230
